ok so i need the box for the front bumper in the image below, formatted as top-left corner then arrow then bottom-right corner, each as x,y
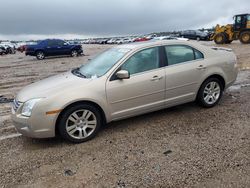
11,102 -> 56,138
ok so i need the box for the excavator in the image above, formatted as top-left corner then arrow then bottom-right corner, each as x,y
210,13 -> 250,44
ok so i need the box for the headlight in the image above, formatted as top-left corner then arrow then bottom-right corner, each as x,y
21,98 -> 42,117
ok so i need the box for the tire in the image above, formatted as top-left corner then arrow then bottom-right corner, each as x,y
197,78 -> 223,108
239,31 -> 250,44
71,50 -> 78,57
214,33 -> 227,44
58,103 -> 102,143
196,37 -> 200,41
36,51 -> 45,60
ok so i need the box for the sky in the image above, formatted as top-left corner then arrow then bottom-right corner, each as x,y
0,0 -> 249,40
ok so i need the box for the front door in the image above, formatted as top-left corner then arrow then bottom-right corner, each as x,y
106,47 -> 166,120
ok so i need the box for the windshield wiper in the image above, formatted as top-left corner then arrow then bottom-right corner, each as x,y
72,68 -> 86,78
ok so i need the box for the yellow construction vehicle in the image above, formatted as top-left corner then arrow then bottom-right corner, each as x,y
210,14 -> 250,44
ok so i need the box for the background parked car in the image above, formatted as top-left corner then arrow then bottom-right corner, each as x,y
134,37 -> 150,42
180,30 -> 209,40
17,45 -> 27,53
0,44 -> 15,54
0,46 -> 4,55
0,41 -> 17,54
107,38 -> 116,44
153,36 -> 189,41
25,39 -> 83,60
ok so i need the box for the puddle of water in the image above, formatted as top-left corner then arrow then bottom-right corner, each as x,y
0,133 -> 22,141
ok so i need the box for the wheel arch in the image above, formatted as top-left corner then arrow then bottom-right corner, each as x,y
239,29 -> 250,34
34,49 -> 45,54
55,100 -> 107,136
71,46 -> 80,51
196,74 -> 226,99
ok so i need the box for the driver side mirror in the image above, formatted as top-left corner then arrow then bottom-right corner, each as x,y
116,70 -> 130,79
63,42 -> 68,45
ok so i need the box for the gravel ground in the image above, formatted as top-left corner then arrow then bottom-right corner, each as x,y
0,41 -> 249,188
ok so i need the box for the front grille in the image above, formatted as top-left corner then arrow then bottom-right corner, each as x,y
12,99 -> 20,111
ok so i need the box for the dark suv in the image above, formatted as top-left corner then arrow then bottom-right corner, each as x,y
180,30 -> 209,41
25,39 -> 83,60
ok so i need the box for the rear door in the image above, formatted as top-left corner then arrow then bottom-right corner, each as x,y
106,47 -> 166,120
163,45 -> 205,106
46,40 -> 61,56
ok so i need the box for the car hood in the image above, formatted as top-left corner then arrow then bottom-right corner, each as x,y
16,71 -> 92,102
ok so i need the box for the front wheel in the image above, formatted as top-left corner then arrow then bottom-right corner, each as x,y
239,31 -> 250,44
71,50 -> 78,57
58,103 -> 102,143
214,33 -> 227,44
197,78 -> 223,108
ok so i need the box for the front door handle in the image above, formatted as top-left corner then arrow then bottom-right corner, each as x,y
196,65 -> 206,70
150,75 -> 163,81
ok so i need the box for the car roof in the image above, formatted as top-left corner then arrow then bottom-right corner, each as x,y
114,40 -> 202,50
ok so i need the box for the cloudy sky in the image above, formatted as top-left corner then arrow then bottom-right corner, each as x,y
0,0 -> 249,40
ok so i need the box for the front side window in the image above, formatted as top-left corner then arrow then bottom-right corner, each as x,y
121,47 -> 159,75
48,40 -> 58,46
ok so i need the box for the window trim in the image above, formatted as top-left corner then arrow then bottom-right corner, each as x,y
163,44 -> 204,67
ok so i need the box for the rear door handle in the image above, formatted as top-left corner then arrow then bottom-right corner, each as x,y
196,65 -> 206,70
150,75 -> 163,81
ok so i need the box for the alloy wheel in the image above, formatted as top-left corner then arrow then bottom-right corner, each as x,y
71,50 -> 78,57
203,81 -> 221,105
66,109 -> 97,139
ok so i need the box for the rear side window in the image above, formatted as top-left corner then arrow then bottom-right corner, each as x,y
194,49 -> 204,59
48,40 -> 58,46
165,45 -> 204,66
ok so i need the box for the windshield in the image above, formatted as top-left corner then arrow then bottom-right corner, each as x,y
78,48 -> 130,78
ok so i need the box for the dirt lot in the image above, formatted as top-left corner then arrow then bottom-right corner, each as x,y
0,41 -> 250,188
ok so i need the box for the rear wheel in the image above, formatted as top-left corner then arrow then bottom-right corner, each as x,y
36,51 -> 45,60
58,103 -> 102,143
239,31 -> 250,44
214,33 -> 227,44
197,78 -> 223,108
